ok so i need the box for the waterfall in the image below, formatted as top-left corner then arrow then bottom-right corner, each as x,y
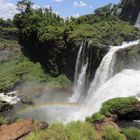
69,41 -> 90,102
74,42 -> 84,86
77,69 -> 140,120
73,40 -> 140,120
135,11 -> 140,29
69,62 -> 88,102
86,40 -> 140,100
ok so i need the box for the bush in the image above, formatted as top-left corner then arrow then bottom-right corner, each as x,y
86,112 -> 105,123
69,21 -> 140,46
65,121 -> 96,140
25,130 -> 47,140
26,122 -> 96,140
100,97 -> 138,117
123,127 -> 140,140
0,49 -> 71,92
0,116 -> 7,125
102,126 -> 125,140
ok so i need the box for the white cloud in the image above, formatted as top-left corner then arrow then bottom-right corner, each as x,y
32,4 -> 41,9
52,0 -> 64,2
73,1 -> 87,7
72,13 -> 80,18
0,0 -> 18,19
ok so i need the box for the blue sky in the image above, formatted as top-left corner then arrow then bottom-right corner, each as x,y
0,0 -> 120,19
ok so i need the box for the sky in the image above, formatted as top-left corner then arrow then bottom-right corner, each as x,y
0,0 -> 120,19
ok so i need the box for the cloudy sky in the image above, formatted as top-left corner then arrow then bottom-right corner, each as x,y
0,0 -> 120,19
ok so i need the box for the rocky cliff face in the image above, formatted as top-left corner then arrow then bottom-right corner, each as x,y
120,0 -> 140,24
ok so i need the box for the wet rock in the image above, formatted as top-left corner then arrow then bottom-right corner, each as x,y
0,118 -> 34,140
0,101 -> 13,112
35,121 -> 49,130
0,118 -> 49,140
117,102 -> 140,121
21,96 -> 34,105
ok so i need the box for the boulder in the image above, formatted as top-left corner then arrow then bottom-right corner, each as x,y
0,101 -> 12,112
0,118 -> 34,140
21,96 -> 34,105
0,118 -> 49,140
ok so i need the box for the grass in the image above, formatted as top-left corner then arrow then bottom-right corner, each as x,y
123,127 -> 140,140
102,126 -> 125,140
0,116 -> 7,125
86,112 -> 105,123
0,50 -> 71,92
100,97 -> 138,117
26,121 -> 96,140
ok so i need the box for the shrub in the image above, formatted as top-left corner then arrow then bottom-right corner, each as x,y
0,50 -> 71,92
102,126 -> 125,140
25,130 -> 47,140
86,112 -> 105,123
100,97 -> 138,117
26,122 -> 96,140
65,121 -> 96,140
123,127 -> 140,140
0,116 -> 7,125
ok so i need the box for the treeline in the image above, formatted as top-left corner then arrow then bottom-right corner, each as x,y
0,18 -> 18,41
13,0 -> 140,77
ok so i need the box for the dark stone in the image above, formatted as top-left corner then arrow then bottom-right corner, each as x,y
115,103 -> 140,121
0,101 -> 13,112
21,96 -> 34,105
35,121 -> 49,130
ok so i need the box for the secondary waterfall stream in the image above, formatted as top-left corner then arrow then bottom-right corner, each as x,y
135,11 -> 140,29
69,41 -> 90,102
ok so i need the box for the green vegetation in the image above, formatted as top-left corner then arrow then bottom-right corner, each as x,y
12,0 -> 140,76
100,97 -> 138,117
69,21 -> 140,46
123,127 -> 140,140
86,112 -> 105,123
0,27 -> 18,41
0,50 -> 71,92
0,116 -> 7,125
102,126 -> 125,140
86,97 -> 139,124
26,121 -> 96,140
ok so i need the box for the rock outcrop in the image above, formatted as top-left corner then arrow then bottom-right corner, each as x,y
0,118 -> 48,140
0,101 -> 12,112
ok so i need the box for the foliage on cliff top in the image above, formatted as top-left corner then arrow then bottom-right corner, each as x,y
69,21 -> 140,46
100,97 -> 139,117
86,112 -> 105,123
12,0 -> 140,76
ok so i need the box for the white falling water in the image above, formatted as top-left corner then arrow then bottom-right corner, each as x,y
69,41 -> 89,102
77,69 -> 140,120
69,62 -> 88,102
74,40 -> 140,120
0,91 -> 20,104
74,42 -> 84,85
135,11 -> 140,29
64,40 -> 140,123
86,40 -> 140,99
